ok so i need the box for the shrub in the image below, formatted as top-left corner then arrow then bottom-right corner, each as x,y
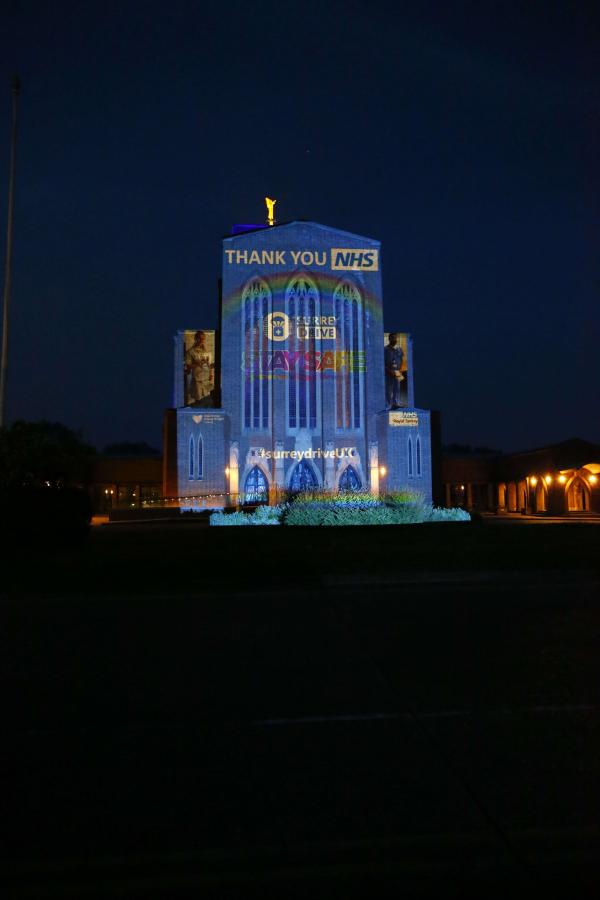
282,493 -> 471,526
210,510 -> 251,526
382,490 -> 424,506
282,489 -> 382,507
282,494 -> 424,526
327,504 -> 399,526
250,503 -> 287,525
210,504 -> 288,526
282,501 -> 331,527
428,506 -> 471,522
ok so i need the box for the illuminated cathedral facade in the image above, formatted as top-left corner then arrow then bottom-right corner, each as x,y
163,220 -> 433,505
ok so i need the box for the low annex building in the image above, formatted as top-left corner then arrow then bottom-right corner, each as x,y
442,438 -> 600,515
163,220 -> 433,505
92,453 -> 162,513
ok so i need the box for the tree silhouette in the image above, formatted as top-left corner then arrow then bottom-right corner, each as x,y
0,421 -> 95,488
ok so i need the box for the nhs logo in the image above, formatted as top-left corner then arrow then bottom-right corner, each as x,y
331,248 -> 379,271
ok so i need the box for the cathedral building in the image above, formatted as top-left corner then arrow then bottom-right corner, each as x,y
163,220 -> 433,505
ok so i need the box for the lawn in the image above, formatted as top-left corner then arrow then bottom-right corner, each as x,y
2,518 -> 599,597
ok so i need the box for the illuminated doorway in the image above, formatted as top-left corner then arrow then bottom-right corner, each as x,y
244,466 -> 268,502
339,465 -> 362,492
289,460 -> 318,492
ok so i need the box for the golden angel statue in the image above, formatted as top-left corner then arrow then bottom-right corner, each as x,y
265,197 -> 276,226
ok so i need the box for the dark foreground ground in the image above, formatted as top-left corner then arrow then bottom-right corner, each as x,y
2,520 -> 600,898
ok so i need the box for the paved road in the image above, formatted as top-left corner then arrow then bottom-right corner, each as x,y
3,575 -> 600,897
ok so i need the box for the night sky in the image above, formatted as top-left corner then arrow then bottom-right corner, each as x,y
2,0 -> 599,453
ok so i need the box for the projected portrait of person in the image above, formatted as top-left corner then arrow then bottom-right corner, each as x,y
384,332 -> 405,410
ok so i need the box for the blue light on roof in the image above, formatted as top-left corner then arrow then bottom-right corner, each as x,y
230,224 -> 268,235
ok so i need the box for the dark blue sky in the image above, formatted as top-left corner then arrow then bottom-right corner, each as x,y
2,0 -> 599,452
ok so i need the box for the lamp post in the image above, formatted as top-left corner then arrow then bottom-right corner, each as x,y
0,76 -> 20,429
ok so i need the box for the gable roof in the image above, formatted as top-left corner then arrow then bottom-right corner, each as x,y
223,220 -> 380,244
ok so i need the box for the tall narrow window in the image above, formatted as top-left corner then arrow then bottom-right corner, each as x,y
242,278 -> 272,430
189,435 -> 195,480
416,436 -> 421,476
197,434 -> 203,480
408,436 -> 413,476
333,281 -> 363,430
286,275 -> 320,430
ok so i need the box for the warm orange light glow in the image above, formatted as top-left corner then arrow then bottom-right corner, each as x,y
460,484 -> 465,490
530,476 -> 538,486
225,467 -> 230,476
379,466 -> 386,477
590,474 -> 598,485
558,474 -> 566,484
545,475 -> 552,484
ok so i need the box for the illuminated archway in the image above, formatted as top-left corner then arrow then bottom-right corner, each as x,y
567,477 -> 590,512
338,464 -> 362,492
244,465 -> 269,502
498,483 -> 506,509
288,460 -> 319,492
507,482 -> 517,512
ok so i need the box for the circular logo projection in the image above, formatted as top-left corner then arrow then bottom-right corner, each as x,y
263,311 -> 290,342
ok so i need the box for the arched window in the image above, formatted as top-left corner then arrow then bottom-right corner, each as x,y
244,466 -> 268,501
339,465 -> 362,492
286,275 -> 320,430
416,436 -> 421,476
188,435 -> 195,480
408,436 -> 413,476
289,460 -> 318,492
197,434 -> 203,480
333,280 -> 363,430
242,277 -> 271,431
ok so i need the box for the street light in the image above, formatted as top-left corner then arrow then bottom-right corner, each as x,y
0,76 -> 21,428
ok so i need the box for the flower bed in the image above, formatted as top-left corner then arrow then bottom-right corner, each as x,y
210,492 -> 470,526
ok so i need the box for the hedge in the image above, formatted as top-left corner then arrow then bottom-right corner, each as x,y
210,495 -> 470,527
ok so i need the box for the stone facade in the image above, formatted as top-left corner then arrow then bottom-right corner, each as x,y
163,221 -> 433,505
